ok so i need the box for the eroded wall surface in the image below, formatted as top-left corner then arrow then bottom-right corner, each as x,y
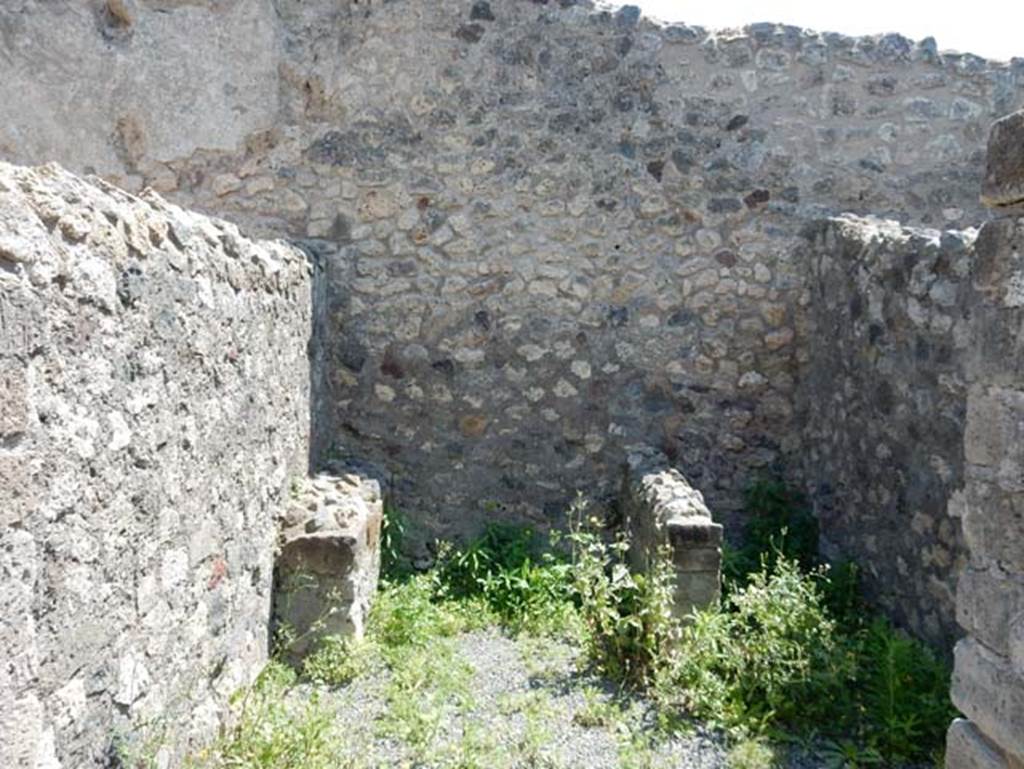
947,215 -> 1024,769
1,0 -> 1021,538
0,162 -> 311,767
300,1 -> 1020,535
803,216 -> 975,648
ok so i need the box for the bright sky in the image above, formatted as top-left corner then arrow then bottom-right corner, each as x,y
628,1 -> 1024,62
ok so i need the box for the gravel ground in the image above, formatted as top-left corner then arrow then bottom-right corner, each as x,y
291,628 -> 833,769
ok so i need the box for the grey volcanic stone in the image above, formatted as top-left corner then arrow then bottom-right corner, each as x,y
946,719 -> 1011,769
0,161 -> 310,769
273,473 -> 383,660
982,110 -> 1024,210
802,215 -> 974,651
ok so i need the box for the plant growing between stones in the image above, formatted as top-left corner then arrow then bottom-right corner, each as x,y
380,500 -> 409,578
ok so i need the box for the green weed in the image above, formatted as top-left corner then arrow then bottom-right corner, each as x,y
656,481 -> 954,766
377,638 -> 475,761
381,501 -> 409,578
566,500 -> 678,687
434,523 -> 577,634
184,661 -> 358,769
727,736 -> 779,769
301,635 -> 381,687
183,480 -> 954,768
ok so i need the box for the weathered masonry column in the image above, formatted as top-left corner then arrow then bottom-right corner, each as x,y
623,449 -> 723,620
946,112 -> 1024,769
272,472 -> 383,662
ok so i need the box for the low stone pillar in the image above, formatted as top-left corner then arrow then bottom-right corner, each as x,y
272,473 -> 383,661
946,109 -> 1024,769
622,449 -> 723,620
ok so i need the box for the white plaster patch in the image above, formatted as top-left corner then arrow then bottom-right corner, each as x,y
1003,264 -> 1024,308
160,549 -> 189,589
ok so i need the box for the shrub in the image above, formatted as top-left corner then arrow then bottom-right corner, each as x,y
662,555 -> 849,731
433,523 -> 577,633
368,573 -> 486,651
855,617 -> 954,763
726,736 -> 778,769
661,477 -> 955,765
282,482 -> 953,767
724,478 -> 818,585
380,501 -> 409,579
566,503 -> 678,687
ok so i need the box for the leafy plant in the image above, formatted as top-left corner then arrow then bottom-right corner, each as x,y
857,618 -> 954,762
662,555 -> 849,731
368,572 -> 486,650
566,499 -> 678,687
200,482 -> 955,769
301,635 -> 380,686
820,739 -> 885,768
724,478 -> 818,585
727,735 -> 778,769
380,501 -> 409,579
377,638 -> 475,762
572,686 -> 622,728
185,662 -> 355,769
433,523 -> 577,633
656,477 -> 955,766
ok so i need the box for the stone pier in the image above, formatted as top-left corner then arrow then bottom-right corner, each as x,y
623,449 -> 724,620
945,110 -> 1024,769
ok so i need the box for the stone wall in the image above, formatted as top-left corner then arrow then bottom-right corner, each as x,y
623,448 -> 723,620
802,215 -> 975,648
0,162 -> 311,768
1,0 -> 1022,540
946,115 -> 1024,769
289,1 -> 1023,537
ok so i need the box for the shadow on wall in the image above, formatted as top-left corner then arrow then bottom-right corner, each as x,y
302,240 -> 331,476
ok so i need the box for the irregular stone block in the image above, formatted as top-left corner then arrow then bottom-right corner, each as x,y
622,449 -> 723,621
972,218 -> 1024,308
1012,617 -> 1024,681
946,719 -> 1013,769
0,694 -> 52,769
667,518 -> 724,549
951,638 -> 1024,764
983,111 -> 1024,211
963,479 -> 1024,573
965,386 -> 1024,487
957,566 -> 1024,658
669,543 -> 722,573
273,473 -> 383,660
